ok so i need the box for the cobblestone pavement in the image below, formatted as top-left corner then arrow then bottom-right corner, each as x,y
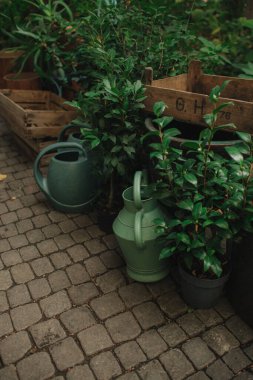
0,119 -> 253,380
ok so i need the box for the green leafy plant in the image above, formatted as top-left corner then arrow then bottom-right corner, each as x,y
146,83 -> 253,279
4,0 -> 81,94
66,66 -> 146,209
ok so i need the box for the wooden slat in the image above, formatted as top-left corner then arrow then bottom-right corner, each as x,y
151,74 -> 187,91
187,60 -> 202,92
144,86 -> 253,133
197,75 -> 253,102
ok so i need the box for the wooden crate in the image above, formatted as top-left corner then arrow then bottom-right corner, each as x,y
144,60 -> 253,133
0,89 -> 77,153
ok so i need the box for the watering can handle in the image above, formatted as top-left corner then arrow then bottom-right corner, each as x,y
134,209 -> 144,249
33,142 -> 87,196
133,170 -> 148,210
57,123 -> 92,142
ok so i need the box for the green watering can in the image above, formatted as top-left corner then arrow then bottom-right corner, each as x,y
113,171 -> 170,282
33,142 -> 98,213
58,124 -> 86,145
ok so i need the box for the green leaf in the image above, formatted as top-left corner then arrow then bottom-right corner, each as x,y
177,232 -> 191,245
215,219 -> 229,229
192,202 -> 203,219
181,141 -> 199,150
153,101 -> 167,117
159,246 -> 176,259
225,146 -> 244,162
236,131 -> 252,143
177,199 -> 194,211
184,173 -> 197,186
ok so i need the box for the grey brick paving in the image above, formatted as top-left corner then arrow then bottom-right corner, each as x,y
60,305 -> 96,333
223,347 -> 251,374
115,341 -> 146,370
0,121 -> 253,380
66,365 -> 95,380
10,303 -> 42,330
138,359 -> 170,380
40,290 -> 71,317
49,337 -> 84,371
206,359 -> 233,380
105,311 -> 141,343
203,325 -> 240,355
90,291 -> 125,320
29,318 -> 66,347
160,349 -> 195,380
137,329 -> 167,359
90,351 -> 122,380
182,337 -> 215,369
78,324 -> 114,355
17,352 -> 55,380
7,284 -> 31,307
0,331 -> 32,364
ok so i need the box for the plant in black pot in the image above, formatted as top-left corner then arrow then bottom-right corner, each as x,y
145,83 -> 253,308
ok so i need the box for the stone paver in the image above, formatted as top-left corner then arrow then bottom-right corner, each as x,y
28,278 -> 51,299
158,322 -> 187,347
96,269 -> 126,293
17,352 -> 55,380
115,341 -> 146,370
0,312 -> 13,337
222,348 -> 251,374
68,282 -> 99,305
10,303 -> 42,331
49,337 -> 84,371
206,359 -> 233,380
105,311 -> 141,343
90,291 -> 125,320
29,319 -> 66,348
1,121 -> 253,380
90,351 -> 122,380
226,315 -> 253,344
138,360 -> 170,380
0,365 -> 19,380
137,329 -> 167,359
160,349 -> 194,380
182,337 -> 215,369
133,301 -> 165,329
0,331 -> 32,364
119,283 -> 152,307
7,284 -> 31,307
78,324 -> 114,355
203,325 -> 240,356
66,365 -> 95,380
40,290 -> 71,317
60,305 -> 96,333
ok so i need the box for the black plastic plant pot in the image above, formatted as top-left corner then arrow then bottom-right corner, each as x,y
179,264 -> 230,309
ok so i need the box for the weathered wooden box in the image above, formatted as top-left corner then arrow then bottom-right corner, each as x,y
0,89 -> 77,155
144,60 -> 253,133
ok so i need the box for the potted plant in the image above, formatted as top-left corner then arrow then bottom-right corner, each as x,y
65,61 -> 147,231
145,83 -> 253,308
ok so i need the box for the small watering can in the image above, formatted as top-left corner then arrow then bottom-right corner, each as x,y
113,171 -> 170,282
33,142 -> 98,213
58,124 -> 86,145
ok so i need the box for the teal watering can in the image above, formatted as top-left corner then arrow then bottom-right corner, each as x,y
33,142 -> 98,213
113,171 -> 170,282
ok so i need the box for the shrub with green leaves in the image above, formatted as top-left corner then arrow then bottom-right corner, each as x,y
145,83 -> 253,279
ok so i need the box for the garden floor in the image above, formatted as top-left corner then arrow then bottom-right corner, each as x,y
0,119 -> 253,380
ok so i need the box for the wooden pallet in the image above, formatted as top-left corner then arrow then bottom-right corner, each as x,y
0,89 -> 77,154
144,60 -> 253,133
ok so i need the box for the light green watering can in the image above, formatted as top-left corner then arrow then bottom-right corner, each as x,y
33,142 -> 98,213
113,171 -> 170,282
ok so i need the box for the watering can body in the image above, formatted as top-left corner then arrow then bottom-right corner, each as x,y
113,171 -> 170,282
33,142 -> 98,213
